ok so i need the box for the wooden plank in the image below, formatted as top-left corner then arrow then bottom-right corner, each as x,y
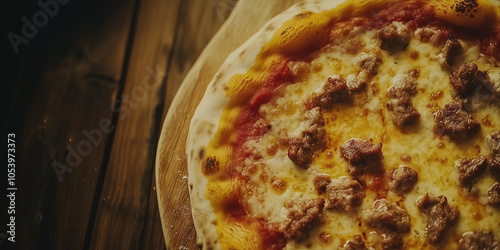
140,171 -> 166,250
156,0 -> 302,248
162,0 -> 239,118
88,0 -> 180,249
2,0 -> 136,249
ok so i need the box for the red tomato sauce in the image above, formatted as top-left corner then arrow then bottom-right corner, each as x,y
223,197 -> 248,221
258,219 -> 286,250
232,59 -> 295,162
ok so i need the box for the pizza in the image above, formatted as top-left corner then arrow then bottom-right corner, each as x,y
186,0 -> 500,249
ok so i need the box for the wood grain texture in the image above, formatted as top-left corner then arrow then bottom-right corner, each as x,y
4,1 -> 136,249
88,0 -> 180,249
162,0 -> 237,120
3,0 -> 179,248
156,0 -> 302,248
140,171 -> 167,250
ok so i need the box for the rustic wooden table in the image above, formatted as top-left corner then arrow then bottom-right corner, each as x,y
1,0 -> 237,249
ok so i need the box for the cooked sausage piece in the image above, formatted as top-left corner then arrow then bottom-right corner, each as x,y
364,199 -> 411,233
340,138 -> 384,176
386,75 -> 421,127
325,176 -> 365,211
487,131 -> 500,181
358,53 -> 382,76
458,230 -> 499,250
312,75 -> 351,109
389,165 -> 418,194
288,125 -> 326,168
378,21 -> 411,52
363,199 -> 411,249
488,182 -> 500,206
449,63 -> 492,97
288,108 -> 327,168
282,198 -> 325,241
340,235 -> 368,250
489,158 -> 500,181
346,72 -> 368,92
416,194 -> 459,244
433,100 -> 480,139
456,156 -> 488,186
380,233 -> 405,250
313,173 -> 332,195
487,131 -> 500,158
440,35 -> 463,67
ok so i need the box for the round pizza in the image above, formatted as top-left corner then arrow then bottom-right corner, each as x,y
186,0 -> 500,249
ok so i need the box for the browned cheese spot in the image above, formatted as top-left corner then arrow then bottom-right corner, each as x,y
202,156 -> 220,175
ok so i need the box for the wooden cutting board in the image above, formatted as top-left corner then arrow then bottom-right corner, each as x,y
155,0 -> 303,248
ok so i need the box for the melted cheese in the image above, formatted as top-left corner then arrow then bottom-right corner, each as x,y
200,1 -> 500,249
243,22 -> 500,250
